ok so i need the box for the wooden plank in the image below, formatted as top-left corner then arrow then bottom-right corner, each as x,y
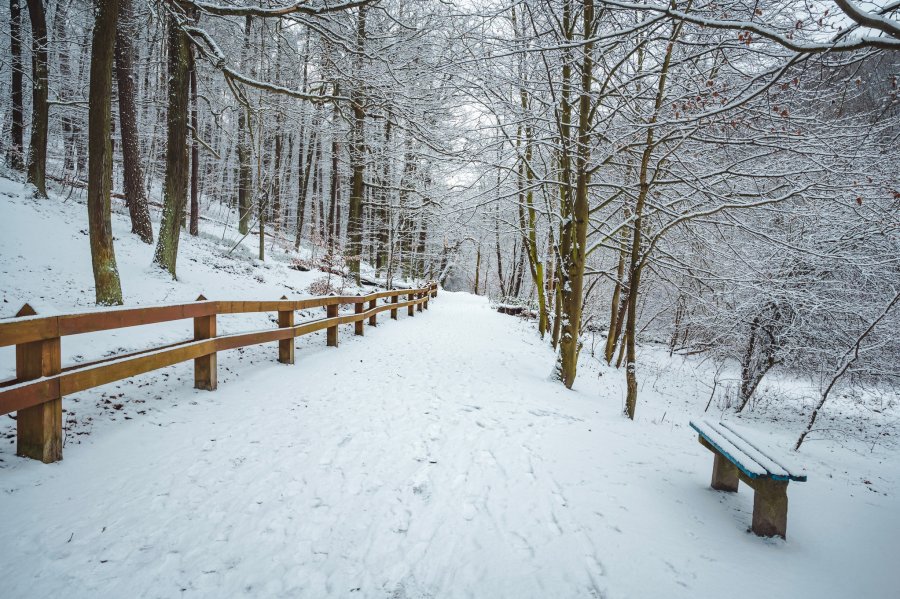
0,377 -> 59,415
718,420 -> 807,482
278,296 -> 295,365
702,420 -> 792,480
194,295 -> 217,390
14,304 -> 63,463
59,302 -> 216,336
327,304 -> 339,347
691,420 -> 769,479
291,317 -> 335,337
355,301 -> 365,336
0,315 -> 60,347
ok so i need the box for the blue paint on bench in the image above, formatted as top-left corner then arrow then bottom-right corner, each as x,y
690,421 -> 806,483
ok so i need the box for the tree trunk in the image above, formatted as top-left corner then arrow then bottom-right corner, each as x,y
296,126 -> 317,249
397,136 -> 416,278
605,207 -> 630,363
328,97 -> 341,252
189,44 -> 199,236
152,7 -> 191,277
8,0 -> 24,169
87,0 -> 123,305
376,114 -> 392,274
346,6 -> 367,283
295,128 -> 314,248
273,130 -> 283,234
51,0 -> 75,175
474,245 -> 481,295
623,15 -> 683,420
237,16 -> 252,235
25,0 -> 49,197
115,0 -> 153,243
555,0 -> 594,389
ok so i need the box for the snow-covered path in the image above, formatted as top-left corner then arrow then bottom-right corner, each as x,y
1,292 -> 898,598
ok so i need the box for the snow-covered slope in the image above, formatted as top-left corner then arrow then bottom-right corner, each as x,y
1,178 -> 898,598
0,176 -> 378,384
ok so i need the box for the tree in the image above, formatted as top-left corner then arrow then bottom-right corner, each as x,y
153,5 -> 191,277
189,43 -> 199,236
8,0 -> 24,170
346,5 -> 368,283
115,0 -> 153,243
25,0 -> 48,197
236,15 -> 252,236
553,0 -> 597,388
86,0 -> 124,305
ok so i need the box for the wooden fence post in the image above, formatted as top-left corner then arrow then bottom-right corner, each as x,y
278,295 -> 295,364
431,284 -> 438,298
15,304 -> 62,463
417,291 -> 424,312
407,293 -> 415,317
194,294 -> 217,391
424,294 -> 429,310
391,294 -> 398,320
327,302 -> 339,346
368,298 -> 377,326
354,299 -> 365,336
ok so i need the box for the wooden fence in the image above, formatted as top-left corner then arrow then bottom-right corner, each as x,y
0,283 -> 438,464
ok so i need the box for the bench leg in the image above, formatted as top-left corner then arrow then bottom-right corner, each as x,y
752,479 -> 789,539
711,452 -> 740,492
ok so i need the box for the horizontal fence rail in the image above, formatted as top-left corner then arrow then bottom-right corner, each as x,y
0,283 -> 438,463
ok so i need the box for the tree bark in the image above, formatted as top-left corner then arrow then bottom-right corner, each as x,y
25,0 -> 49,197
87,0 -> 124,305
115,0 -> 153,243
273,130 -> 282,233
605,206 -> 630,363
152,6 -> 191,277
237,16 -> 252,235
376,113 -> 392,274
328,97 -> 341,251
346,5 -> 368,283
8,0 -> 24,169
555,0 -> 594,389
474,244 -> 481,295
51,0 -> 76,175
295,126 -> 317,249
189,44 -> 200,236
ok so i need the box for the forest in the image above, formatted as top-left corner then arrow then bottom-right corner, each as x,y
1,0 -> 898,438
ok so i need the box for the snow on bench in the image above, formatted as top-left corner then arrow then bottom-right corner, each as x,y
690,419 -> 808,539
690,419 -> 806,482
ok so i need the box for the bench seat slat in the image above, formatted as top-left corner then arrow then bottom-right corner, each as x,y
718,421 -> 807,482
690,420 -> 770,479
704,420 -> 791,479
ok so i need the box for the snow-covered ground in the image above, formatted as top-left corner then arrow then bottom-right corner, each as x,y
1,178 -> 898,597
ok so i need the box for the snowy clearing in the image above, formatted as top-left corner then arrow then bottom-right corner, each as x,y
1,290 -> 898,598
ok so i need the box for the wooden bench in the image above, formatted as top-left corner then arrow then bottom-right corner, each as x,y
690,419 -> 807,539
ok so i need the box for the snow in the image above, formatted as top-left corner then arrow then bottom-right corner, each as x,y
1,179 -> 899,597
691,419 -> 789,478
